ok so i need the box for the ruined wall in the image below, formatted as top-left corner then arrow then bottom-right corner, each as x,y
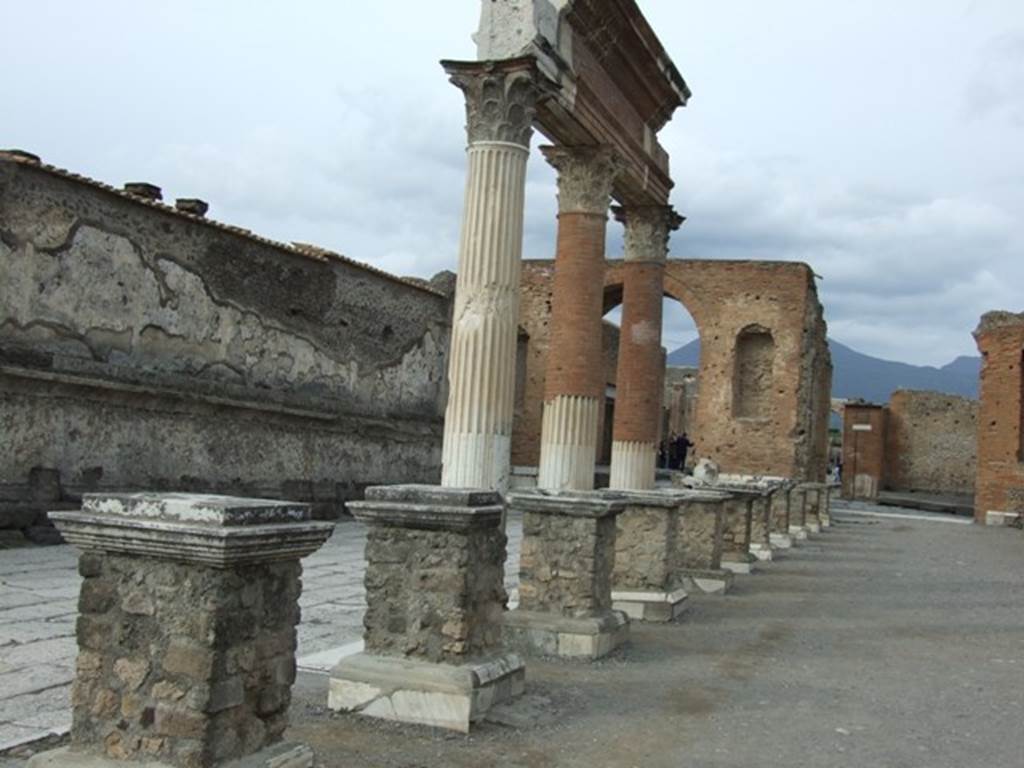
973,311 -> 1024,523
0,152 -> 450,530
841,403 -> 887,500
612,259 -> 831,481
883,390 -> 978,495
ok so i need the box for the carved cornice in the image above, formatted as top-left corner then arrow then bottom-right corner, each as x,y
541,145 -> 622,215
441,56 -> 555,148
612,205 -> 685,262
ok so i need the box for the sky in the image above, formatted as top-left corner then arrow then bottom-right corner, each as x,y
2,1 -> 1022,365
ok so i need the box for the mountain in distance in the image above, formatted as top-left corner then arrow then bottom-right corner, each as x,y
667,338 -> 980,403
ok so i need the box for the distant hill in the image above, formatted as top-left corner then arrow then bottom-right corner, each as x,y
667,338 -> 980,402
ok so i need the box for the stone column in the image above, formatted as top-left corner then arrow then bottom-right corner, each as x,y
329,486 -> 524,732
720,493 -> 757,574
537,146 -> 621,491
29,493 -> 333,768
439,57 -> 549,492
609,205 -> 683,490
801,482 -> 823,533
503,491 -> 629,659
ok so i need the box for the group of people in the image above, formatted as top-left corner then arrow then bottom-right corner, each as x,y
659,431 -> 694,471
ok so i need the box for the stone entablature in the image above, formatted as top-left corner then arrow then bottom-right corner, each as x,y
31,493 -> 333,768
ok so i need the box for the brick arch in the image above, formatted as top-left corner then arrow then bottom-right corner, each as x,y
603,259 -> 706,339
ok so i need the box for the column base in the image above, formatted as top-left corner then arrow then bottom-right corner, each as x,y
769,532 -> 794,548
821,514 -> 832,529
721,552 -> 757,574
748,543 -> 773,562
806,521 -> 822,534
611,588 -> 688,622
28,743 -> 314,768
789,525 -> 809,540
328,651 -> 524,733
503,609 -> 629,660
678,568 -> 734,595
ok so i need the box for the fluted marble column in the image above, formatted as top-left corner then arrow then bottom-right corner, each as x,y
440,58 -> 548,491
609,205 -> 683,490
537,146 -> 622,490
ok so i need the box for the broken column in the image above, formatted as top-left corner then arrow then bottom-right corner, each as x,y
537,145 -> 621,491
29,493 -> 333,768
800,482 -> 823,533
608,205 -> 683,490
503,491 -> 629,658
789,485 -> 809,540
329,486 -> 523,732
747,489 -> 774,562
438,57 -> 550,492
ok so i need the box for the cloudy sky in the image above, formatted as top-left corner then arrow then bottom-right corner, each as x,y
3,1 -> 1022,365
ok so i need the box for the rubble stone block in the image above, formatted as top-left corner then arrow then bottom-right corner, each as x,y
28,492 -> 332,768
330,485 -> 524,732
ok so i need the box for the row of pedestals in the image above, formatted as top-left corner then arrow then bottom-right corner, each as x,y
33,481 -> 832,766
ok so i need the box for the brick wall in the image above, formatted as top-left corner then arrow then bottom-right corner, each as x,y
514,258 -> 831,482
883,390 -> 978,495
973,311 -> 1024,523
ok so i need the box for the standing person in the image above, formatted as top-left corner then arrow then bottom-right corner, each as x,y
674,432 -> 694,471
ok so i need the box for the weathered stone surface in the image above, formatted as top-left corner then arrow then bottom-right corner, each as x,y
0,154 -> 451,521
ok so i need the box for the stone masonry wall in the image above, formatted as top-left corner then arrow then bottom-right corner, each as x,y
883,389 -> 978,495
362,525 -> 506,663
0,153 -> 450,530
518,512 -> 615,618
973,311 -> 1024,522
613,505 -> 674,591
73,552 -> 300,767
676,501 -> 724,571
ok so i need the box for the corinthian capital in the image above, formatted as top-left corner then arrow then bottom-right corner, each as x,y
541,145 -> 622,215
441,56 -> 554,148
612,205 -> 685,263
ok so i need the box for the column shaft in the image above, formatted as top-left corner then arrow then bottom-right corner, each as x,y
439,58 -> 548,492
537,146 -> 620,490
441,142 -> 529,490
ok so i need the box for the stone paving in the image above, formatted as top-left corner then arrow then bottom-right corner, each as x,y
0,515 -> 524,752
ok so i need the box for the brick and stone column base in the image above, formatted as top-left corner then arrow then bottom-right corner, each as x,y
29,493 -> 333,768
329,486 -> 523,733
789,486 -> 809,540
503,491 -> 628,659
674,492 -> 734,595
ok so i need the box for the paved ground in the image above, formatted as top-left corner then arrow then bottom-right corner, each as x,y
3,501 -> 1023,767
0,517 -> 521,752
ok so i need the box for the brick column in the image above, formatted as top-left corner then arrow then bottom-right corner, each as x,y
30,493 -> 333,768
609,205 -> 683,490
537,145 -> 621,491
439,57 -> 550,492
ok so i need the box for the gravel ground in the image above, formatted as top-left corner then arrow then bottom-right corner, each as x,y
288,509 -> 1024,767
6,506 -> 1022,767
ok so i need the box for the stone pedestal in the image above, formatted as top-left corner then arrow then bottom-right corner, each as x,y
719,495 -> 757,574
769,484 -> 794,548
800,483 -> 823,533
675,493 -> 733,594
747,491 -> 774,562
611,491 -> 690,622
29,493 -> 333,768
329,486 -> 523,733
503,491 -> 629,659
788,486 -> 809,539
